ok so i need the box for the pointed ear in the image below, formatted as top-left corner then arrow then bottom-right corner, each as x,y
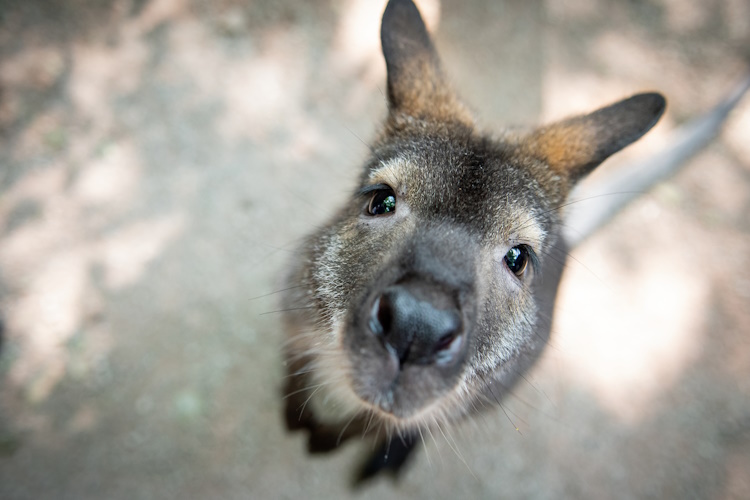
380,0 -> 470,124
524,93 -> 666,181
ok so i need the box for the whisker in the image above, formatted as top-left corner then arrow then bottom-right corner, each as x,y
515,191 -> 645,234
342,123 -> 387,165
514,370 -> 556,412
248,284 -> 305,301
362,410 -> 377,438
417,426 -> 431,468
436,421 -> 476,480
487,380 -> 567,429
298,384 -> 327,418
372,422 -> 383,451
425,421 -> 443,464
283,366 -> 317,379
336,412 -> 359,447
499,403 -> 523,435
283,379 -> 335,400
259,306 -> 315,316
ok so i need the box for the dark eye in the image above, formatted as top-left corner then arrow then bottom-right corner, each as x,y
504,245 -> 529,277
367,189 -> 396,215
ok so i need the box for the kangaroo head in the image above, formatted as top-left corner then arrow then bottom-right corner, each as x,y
283,0 -> 664,432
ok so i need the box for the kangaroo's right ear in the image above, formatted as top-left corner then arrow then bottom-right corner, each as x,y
380,0 -> 471,125
522,92 -> 666,183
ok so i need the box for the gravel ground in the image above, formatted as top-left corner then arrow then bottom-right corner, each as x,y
0,0 -> 749,498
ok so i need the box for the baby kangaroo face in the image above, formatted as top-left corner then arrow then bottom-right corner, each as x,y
282,0 -> 665,436
311,131 -> 558,424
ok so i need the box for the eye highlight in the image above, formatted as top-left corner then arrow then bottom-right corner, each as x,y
367,188 -> 397,215
504,245 -> 530,277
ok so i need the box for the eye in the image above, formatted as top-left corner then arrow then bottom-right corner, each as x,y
504,245 -> 529,277
367,189 -> 397,215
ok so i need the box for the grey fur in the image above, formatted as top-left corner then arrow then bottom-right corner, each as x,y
280,0 -> 674,481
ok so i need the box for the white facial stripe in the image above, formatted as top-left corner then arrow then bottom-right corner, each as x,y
367,156 -> 407,188
511,216 -> 546,249
491,206 -> 547,251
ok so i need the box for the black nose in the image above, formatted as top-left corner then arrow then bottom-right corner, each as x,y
369,282 -> 463,366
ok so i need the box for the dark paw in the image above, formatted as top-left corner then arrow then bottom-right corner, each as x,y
354,433 -> 417,486
307,427 -> 344,454
284,401 -> 312,432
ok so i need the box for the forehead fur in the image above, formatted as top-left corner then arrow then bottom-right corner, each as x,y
368,156 -> 406,190
364,134 -> 551,247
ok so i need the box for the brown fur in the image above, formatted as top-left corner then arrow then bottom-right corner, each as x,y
280,0 -> 665,482
527,122 -> 597,178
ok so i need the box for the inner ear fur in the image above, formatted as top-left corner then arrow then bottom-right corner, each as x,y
380,0 -> 472,125
524,93 -> 666,181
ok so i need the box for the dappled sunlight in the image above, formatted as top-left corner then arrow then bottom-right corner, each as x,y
0,26 -> 186,401
330,0 -> 440,86
71,140 -> 141,209
65,404 -> 99,435
159,13 -> 324,148
332,0 -> 386,76
14,108 -> 69,160
328,0 -> 440,115
553,229 -> 708,423
137,0 -> 189,32
215,29 -> 310,141
724,96 -> 750,164
683,147 -> 749,222
0,0 -> 748,497
658,0 -> 713,33
98,213 -> 186,290
539,0 -> 749,426
544,2 -> 748,122
546,0 -> 599,22
0,45 -> 64,90
542,68 -> 640,119
590,32 -> 667,82
538,2 -> 747,424
1,165 -> 75,267
5,249 -> 89,403
723,0 -> 750,39
0,142 -> 184,400
333,0 -> 439,74
69,39 -> 148,126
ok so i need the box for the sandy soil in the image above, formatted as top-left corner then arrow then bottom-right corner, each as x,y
1,0 -> 749,498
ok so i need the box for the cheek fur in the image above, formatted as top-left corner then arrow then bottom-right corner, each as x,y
307,317 -> 368,422
469,249 -> 540,376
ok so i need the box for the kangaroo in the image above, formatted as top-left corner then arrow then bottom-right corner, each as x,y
279,0 -> 745,484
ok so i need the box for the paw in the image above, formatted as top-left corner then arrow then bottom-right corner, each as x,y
354,434 -> 417,486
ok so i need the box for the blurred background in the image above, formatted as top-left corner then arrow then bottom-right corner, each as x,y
0,0 -> 748,498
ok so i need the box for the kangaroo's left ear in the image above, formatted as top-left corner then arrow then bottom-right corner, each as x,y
523,93 -> 666,182
380,0 -> 471,125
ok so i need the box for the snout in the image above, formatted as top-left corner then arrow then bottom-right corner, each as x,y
344,274 -> 473,419
342,224 -> 478,419
369,279 -> 464,367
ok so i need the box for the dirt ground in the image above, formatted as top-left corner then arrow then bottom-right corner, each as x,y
1,0 -> 749,498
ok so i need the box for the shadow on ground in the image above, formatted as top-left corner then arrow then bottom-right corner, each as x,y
0,0 -> 748,498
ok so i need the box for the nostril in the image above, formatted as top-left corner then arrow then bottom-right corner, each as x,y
369,294 -> 394,337
434,330 -> 463,365
367,285 -> 465,367
376,294 -> 393,336
434,332 -> 457,352
368,296 -> 383,336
